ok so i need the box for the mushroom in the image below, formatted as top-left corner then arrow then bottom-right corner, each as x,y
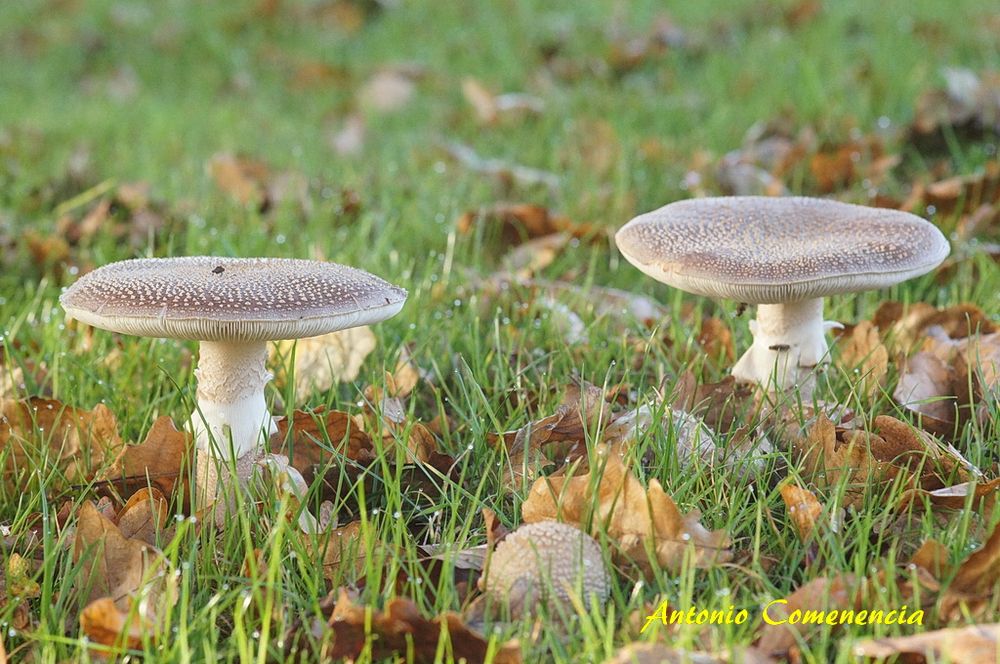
616,197 -> 949,395
60,256 -> 407,509
481,521 -> 609,620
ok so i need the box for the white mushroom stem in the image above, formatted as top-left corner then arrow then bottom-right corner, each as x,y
730,298 -> 842,394
190,340 -> 277,455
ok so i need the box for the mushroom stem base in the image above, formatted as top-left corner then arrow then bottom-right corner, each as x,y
731,298 -> 838,395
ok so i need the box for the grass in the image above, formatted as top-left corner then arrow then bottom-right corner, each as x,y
1,0 -> 999,661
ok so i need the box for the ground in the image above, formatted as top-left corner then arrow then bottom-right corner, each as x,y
1,0 -> 999,662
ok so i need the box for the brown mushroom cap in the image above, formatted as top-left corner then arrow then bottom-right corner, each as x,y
483,521 -> 609,617
60,257 -> 407,341
615,197 -> 950,304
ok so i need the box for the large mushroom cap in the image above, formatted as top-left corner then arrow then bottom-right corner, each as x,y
60,256 -> 408,341
615,196 -> 950,304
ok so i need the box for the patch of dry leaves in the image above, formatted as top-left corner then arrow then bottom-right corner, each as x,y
522,445 -> 731,574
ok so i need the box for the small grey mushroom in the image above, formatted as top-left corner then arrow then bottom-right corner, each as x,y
481,521 -> 609,621
60,256 -> 407,516
616,197 -> 949,396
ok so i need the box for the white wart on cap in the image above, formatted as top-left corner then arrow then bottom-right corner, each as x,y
60,256 -> 407,512
616,197 -> 949,393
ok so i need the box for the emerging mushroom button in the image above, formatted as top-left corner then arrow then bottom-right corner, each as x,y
60,256 -> 407,506
615,197 -> 949,394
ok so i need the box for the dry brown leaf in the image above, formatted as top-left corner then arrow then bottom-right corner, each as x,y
603,643 -> 775,664
287,588 -> 522,663
500,232 -> 571,279
900,478 -> 1000,511
908,67 -> 1000,152
697,317 -> 736,365
755,574 -> 856,658
206,152 -> 309,212
910,539 -> 951,579
1,397 -> 123,486
72,501 -> 161,609
779,483 -> 823,542
835,320 -> 888,397
79,596 -> 149,651
273,326 -> 376,396
788,413 -> 972,507
271,408 -> 375,486
116,487 -> 169,547
894,345 -> 958,435
853,623 -> 1000,663
876,301 -> 997,349
456,202 -> 598,246
206,152 -> 270,208
522,445 -> 731,573
101,416 -> 191,503
671,372 -> 759,436
490,381 -> 611,487
944,518 -> 1000,603
312,521 -> 366,582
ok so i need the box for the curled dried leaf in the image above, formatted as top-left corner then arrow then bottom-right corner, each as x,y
522,446 -> 731,573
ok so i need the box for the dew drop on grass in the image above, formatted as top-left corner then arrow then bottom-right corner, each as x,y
393,511 -> 401,519
252,631 -> 260,639
681,532 -> 691,541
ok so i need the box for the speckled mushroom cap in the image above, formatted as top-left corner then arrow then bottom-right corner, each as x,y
483,521 -> 609,614
615,197 -> 950,303
60,257 -> 408,341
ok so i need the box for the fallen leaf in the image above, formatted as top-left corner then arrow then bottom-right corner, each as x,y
100,416 -> 191,503
787,413 -> 972,507
206,152 -> 310,213
312,520 -> 366,582
697,317 -> 736,365
900,478 -> 1000,511
500,232 -> 570,279
755,575 -> 857,658
779,483 -> 823,542
1,397 -> 123,487
835,320 -> 889,397
286,588 -> 522,663
79,596 -> 149,651
273,326 -> 377,396
72,501 -> 161,608
271,408 -> 375,488
522,445 -> 731,573
908,67 -> 1000,152
206,152 -> 270,208
259,454 -> 322,534
116,487 -> 169,547
853,623 -> 1000,662
603,643 -> 775,664
940,518 -> 1000,618
456,203 -> 598,245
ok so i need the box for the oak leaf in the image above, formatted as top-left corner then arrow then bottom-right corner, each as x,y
522,445 -> 731,573
1,398 -> 122,487
853,623 -> 1000,663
